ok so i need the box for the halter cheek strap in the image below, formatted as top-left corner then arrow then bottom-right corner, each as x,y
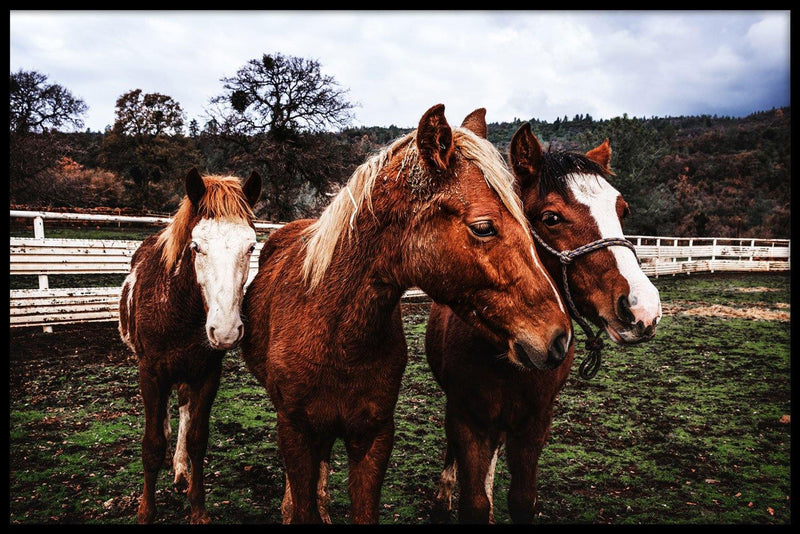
529,227 -> 639,380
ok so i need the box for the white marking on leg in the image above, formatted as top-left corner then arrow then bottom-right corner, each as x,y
172,401 -> 191,486
162,405 -> 172,444
119,266 -> 137,350
436,459 -> 458,511
281,474 -> 292,524
485,447 -> 499,524
318,460 -> 331,524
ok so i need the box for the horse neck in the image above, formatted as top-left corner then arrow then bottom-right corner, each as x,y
309,190 -> 415,338
149,241 -> 206,330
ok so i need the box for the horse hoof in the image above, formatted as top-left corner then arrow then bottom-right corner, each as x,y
137,503 -> 155,524
190,511 -> 211,524
172,473 -> 189,493
429,507 -> 453,524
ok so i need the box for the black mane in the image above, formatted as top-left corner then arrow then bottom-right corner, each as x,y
537,148 -> 611,198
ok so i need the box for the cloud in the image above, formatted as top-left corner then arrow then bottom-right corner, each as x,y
9,10 -> 790,132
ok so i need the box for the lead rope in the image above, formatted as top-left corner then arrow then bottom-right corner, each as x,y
530,227 -> 638,380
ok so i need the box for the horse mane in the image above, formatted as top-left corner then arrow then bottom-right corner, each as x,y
537,148 -> 614,198
156,174 -> 255,271
300,127 -> 529,291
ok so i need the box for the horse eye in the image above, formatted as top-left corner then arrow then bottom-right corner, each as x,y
247,243 -> 256,254
189,241 -> 200,252
542,212 -> 562,227
469,221 -> 497,238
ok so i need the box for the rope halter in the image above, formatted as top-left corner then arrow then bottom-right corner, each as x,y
529,226 -> 638,380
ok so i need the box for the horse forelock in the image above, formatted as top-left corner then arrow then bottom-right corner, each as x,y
452,128 -> 530,240
537,150 -> 611,200
300,127 -> 530,291
156,175 -> 255,271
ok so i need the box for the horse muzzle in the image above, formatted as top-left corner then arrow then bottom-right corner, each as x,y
511,329 -> 570,370
604,317 -> 658,345
206,321 -> 244,350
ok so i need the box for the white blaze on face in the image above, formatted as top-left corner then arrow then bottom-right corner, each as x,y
568,173 -> 662,328
191,218 -> 257,349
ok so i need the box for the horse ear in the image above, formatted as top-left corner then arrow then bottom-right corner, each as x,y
416,103 -> 454,172
508,123 -> 542,192
460,108 -> 487,138
586,138 -> 612,172
243,170 -> 262,208
185,167 -> 206,206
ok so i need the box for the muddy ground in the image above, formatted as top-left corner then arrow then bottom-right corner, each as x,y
8,273 -> 792,524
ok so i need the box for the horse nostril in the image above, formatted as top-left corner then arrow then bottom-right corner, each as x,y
237,324 -> 244,342
208,326 -> 216,343
618,295 -> 635,324
547,331 -> 569,365
513,342 -> 534,369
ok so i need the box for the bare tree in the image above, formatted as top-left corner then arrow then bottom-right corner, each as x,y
9,69 -> 87,134
209,53 -> 355,139
9,69 -> 88,205
206,52 -> 361,221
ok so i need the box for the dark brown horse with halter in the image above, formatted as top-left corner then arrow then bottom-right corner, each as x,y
426,123 -> 662,523
119,168 -> 261,524
240,105 -> 572,524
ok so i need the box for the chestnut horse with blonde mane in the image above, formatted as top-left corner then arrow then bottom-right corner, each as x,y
240,105 -> 572,524
119,168 -> 261,524
426,124 -> 662,523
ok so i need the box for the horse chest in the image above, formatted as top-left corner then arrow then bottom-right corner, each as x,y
140,345 -> 224,384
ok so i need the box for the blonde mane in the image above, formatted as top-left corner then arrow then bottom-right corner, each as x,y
156,174 -> 255,271
300,127 -> 529,290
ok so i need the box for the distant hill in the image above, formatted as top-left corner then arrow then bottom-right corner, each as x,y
14,107 -> 790,239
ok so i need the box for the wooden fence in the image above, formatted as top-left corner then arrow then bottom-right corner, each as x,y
10,210 -> 790,330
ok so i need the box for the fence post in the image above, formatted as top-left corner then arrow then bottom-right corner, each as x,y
33,216 -> 53,333
711,238 -> 717,273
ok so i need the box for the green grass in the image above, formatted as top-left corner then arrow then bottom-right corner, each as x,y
8,272 -> 791,524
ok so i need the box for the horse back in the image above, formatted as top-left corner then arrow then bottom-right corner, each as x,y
257,218 -> 315,268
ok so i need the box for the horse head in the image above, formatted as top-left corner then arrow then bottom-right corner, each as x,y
183,168 -> 262,349
402,105 -> 573,370
509,123 -> 661,345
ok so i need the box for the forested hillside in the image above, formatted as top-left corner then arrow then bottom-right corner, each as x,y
10,106 -> 790,239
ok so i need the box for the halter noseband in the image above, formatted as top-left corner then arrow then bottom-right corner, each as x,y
530,226 -> 638,380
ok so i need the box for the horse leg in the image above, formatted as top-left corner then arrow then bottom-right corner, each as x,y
172,385 -> 191,491
183,367 -> 222,524
137,368 -> 170,524
430,442 -> 457,523
449,415 -> 496,524
278,412 -> 325,523
280,472 -> 292,524
281,439 -> 334,524
505,414 -> 552,523
317,449 -> 333,524
344,419 -> 395,524
162,398 -> 173,469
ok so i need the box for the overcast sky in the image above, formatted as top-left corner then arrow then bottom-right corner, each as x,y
9,10 -> 791,133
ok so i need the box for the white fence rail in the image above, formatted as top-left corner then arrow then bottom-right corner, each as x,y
10,210 -> 790,329
627,235 -> 790,277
